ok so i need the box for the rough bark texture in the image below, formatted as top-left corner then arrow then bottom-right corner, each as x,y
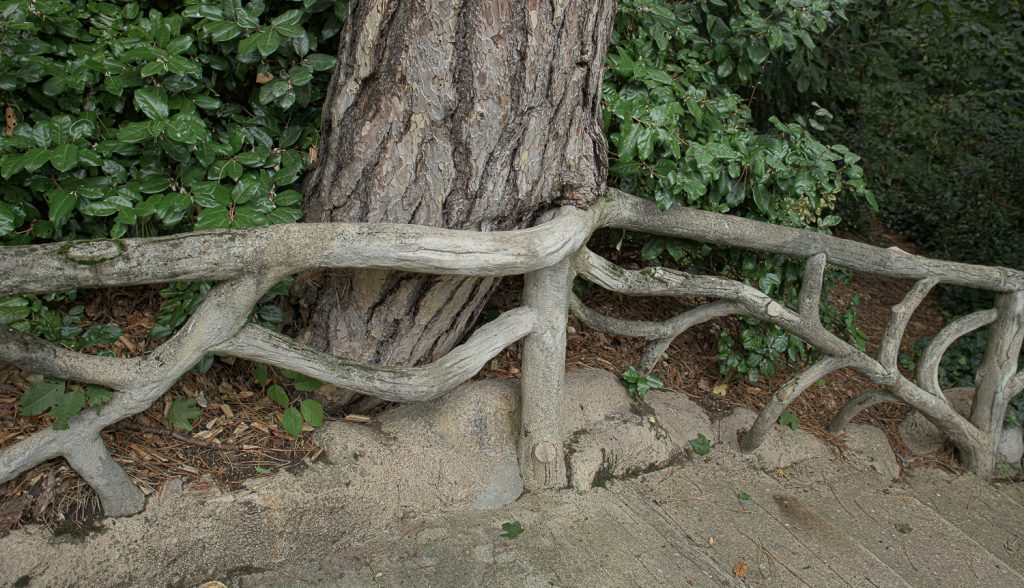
295,0 -> 615,368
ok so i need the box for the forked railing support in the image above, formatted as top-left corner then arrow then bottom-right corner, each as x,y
518,259 -> 573,490
2,189 -> 1024,516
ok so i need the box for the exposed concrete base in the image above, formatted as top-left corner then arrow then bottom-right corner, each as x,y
899,387 -> 1024,465
2,372 -> 1023,588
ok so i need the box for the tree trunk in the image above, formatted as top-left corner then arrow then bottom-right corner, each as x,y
294,0 -> 615,383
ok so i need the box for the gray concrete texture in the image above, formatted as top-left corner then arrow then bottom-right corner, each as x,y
2,370 -> 1023,587
899,386 -> 1024,464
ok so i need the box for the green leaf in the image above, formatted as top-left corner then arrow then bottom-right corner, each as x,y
267,384 -> 289,407
283,369 -> 321,392
0,297 -> 31,325
0,202 -> 17,236
79,324 -> 122,347
300,399 -> 324,428
117,121 -> 155,143
133,88 -> 169,120
303,53 -> 337,71
84,385 -> 113,409
140,60 -> 166,78
778,410 -> 800,431
259,79 -> 289,105
50,144 -> 80,172
256,30 -> 281,57
49,389 -> 84,430
205,21 -> 241,42
167,397 -> 202,431
746,39 -> 770,65
164,113 -> 207,144
47,189 -> 77,221
252,363 -> 269,386
19,380 -> 66,416
271,9 -> 303,28
500,521 -> 524,539
738,492 -> 751,501
688,433 -> 711,456
237,34 -> 260,55
21,148 -> 51,172
281,406 -> 303,437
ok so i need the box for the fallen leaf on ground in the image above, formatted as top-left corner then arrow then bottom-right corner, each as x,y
712,382 -> 728,396
733,560 -> 749,578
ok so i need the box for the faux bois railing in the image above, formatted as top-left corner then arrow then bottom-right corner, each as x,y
1,189 -> 1022,517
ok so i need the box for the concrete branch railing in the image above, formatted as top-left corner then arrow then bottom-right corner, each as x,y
1,189 -> 1022,516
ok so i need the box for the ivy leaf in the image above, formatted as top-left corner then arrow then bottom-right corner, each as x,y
19,380 -> 66,416
49,389 -> 84,430
84,385 -> 113,409
267,384 -> 289,407
300,399 -> 324,428
0,296 -> 31,325
167,396 -> 202,431
688,433 -> 711,456
500,521 -> 524,539
281,406 -> 303,437
282,369 -> 321,392
79,324 -> 123,348
778,410 -> 800,431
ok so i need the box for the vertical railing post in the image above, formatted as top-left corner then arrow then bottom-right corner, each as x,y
519,259 -> 573,491
970,291 -> 1024,466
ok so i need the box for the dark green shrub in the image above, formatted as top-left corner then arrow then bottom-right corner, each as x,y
603,0 -> 874,380
0,0 -> 344,340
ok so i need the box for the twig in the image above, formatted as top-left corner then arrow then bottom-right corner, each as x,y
117,424 -> 239,451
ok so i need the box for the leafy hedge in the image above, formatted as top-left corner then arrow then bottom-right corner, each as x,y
603,0 -> 873,381
816,0 -> 1024,273
0,0 -> 344,338
0,0 -> 344,432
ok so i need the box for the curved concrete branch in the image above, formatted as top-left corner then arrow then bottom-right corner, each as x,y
212,308 -> 536,402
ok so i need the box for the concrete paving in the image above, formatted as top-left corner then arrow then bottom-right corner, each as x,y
2,374 -> 1023,587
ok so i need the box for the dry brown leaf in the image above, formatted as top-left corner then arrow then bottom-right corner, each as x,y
309,145 -> 318,163
4,106 -> 15,137
255,72 -> 273,84
117,335 -> 137,353
733,560 -> 749,578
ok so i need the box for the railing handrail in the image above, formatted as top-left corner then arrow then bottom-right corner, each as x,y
0,188 -> 1022,517
3,189 -> 1022,298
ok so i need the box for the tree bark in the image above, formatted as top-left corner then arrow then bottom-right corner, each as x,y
294,0 -> 615,376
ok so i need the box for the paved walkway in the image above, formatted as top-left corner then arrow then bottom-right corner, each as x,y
3,377 -> 1023,588
234,445 -> 1024,587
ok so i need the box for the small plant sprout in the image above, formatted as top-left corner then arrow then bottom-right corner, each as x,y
621,366 -> 664,400
778,409 -> 800,431
689,433 -> 712,456
501,521 -> 524,539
